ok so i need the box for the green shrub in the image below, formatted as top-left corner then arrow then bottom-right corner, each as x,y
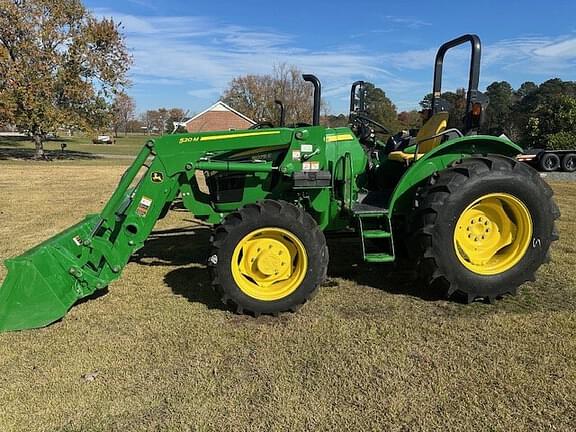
546,131 -> 576,150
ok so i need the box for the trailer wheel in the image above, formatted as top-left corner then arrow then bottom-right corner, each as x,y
413,155 -> 559,303
561,153 -> 576,172
209,200 -> 328,316
539,153 -> 560,172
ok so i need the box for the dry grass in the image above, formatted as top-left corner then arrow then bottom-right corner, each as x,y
0,162 -> 575,431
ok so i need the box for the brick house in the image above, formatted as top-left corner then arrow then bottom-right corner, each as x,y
182,101 -> 255,133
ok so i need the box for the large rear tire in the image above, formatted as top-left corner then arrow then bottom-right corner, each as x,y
209,200 -> 328,316
413,155 -> 560,303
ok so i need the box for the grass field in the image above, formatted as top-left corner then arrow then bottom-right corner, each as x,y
0,161 -> 575,431
0,134 -> 149,159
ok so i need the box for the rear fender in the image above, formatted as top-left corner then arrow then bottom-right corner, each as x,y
388,135 -> 522,217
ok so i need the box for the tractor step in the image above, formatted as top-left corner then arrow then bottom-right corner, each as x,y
355,207 -> 396,264
362,230 -> 391,239
352,202 -> 388,217
364,253 -> 395,263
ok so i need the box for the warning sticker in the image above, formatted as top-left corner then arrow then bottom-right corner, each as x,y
292,150 -> 301,161
302,161 -> 320,171
72,236 -> 83,246
301,144 -> 313,153
136,196 -> 153,217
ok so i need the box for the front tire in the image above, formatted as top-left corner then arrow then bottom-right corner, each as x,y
413,155 -> 560,303
209,200 -> 328,316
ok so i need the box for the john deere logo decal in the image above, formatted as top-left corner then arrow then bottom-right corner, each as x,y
151,172 -> 164,183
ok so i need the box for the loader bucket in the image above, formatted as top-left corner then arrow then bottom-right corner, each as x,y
0,215 -> 102,332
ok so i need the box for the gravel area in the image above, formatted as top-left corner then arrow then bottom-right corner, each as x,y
539,171 -> 576,182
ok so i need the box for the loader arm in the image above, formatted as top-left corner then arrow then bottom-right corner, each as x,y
0,142 -> 180,331
0,127 -> 331,331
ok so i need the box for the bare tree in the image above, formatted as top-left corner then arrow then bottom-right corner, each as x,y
141,110 -> 160,135
140,107 -> 186,134
221,64 -> 317,125
166,108 -> 187,133
111,93 -> 136,137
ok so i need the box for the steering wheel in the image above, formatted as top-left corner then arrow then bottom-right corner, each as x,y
355,114 -> 390,134
350,113 -> 391,147
249,122 -> 275,130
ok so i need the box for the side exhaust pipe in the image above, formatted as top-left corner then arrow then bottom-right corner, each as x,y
275,99 -> 285,127
302,74 -> 321,126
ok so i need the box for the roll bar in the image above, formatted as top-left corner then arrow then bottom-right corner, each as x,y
350,80 -> 366,115
431,34 -> 481,115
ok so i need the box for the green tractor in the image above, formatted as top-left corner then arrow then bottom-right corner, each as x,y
0,34 -> 559,332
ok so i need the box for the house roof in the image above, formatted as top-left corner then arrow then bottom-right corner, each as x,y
183,101 -> 255,126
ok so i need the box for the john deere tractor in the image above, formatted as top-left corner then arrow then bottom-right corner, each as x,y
0,35 -> 559,332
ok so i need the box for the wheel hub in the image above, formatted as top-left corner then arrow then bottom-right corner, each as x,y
241,238 -> 292,282
454,193 -> 532,275
231,228 -> 308,301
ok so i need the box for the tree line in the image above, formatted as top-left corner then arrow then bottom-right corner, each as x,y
419,79 -> 576,150
128,76 -> 576,149
1,0 -> 574,158
222,66 -> 576,150
110,97 -> 188,137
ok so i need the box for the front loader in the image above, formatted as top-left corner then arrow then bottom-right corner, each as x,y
0,34 -> 559,332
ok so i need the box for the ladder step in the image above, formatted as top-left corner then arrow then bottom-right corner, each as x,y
352,202 -> 388,217
355,212 -> 387,218
362,230 -> 391,239
364,253 -> 395,263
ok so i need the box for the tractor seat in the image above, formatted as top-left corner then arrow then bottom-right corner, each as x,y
388,112 -> 449,163
387,146 -> 424,163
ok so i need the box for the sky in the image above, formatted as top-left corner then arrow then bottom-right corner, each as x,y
85,0 -> 576,116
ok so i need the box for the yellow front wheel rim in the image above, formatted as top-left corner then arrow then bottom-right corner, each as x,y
231,228 -> 308,301
454,193 -> 533,275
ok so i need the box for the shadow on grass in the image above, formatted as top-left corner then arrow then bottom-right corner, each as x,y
0,134 -> 106,160
75,287 -> 110,306
131,225 -> 441,312
131,226 -> 226,311
0,147 -> 101,160
326,237 -> 443,301
0,136 -> 29,147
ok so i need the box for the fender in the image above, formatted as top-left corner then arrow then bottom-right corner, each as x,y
388,135 -> 523,217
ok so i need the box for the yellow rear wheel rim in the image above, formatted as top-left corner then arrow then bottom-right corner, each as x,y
231,228 -> 308,301
454,193 -> 533,275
